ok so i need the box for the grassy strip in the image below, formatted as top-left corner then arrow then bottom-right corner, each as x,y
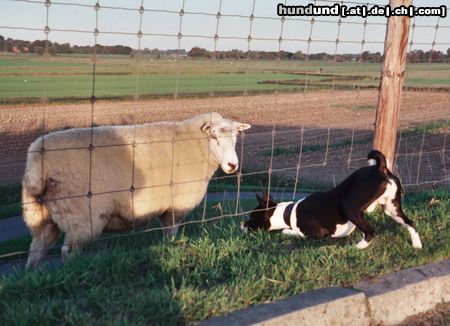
257,119 -> 449,159
0,189 -> 448,324
0,184 -> 21,220
0,236 -> 32,259
403,120 -> 449,136
257,137 -> 372,158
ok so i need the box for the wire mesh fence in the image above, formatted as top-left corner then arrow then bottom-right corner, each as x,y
0,0 -> 448,263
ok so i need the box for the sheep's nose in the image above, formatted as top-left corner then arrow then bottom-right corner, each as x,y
228,162 -> 238,171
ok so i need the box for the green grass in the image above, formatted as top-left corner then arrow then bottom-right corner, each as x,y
257,137 -> 372,158
0,54 -> 448,102
403,120 -> 449,136
0,188 -> 448,324
0,184 -> 21,220
257,119 -> 448,159
0,236 -> 32,259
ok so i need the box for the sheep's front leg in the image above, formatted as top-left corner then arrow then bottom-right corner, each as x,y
158,210 -> 183,240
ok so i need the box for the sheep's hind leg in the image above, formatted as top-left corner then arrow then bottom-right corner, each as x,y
26,222 -> 60,269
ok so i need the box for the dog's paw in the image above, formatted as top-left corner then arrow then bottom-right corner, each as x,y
408,227 -> 422,249
356,239 -> 371,249
412,238 -> 422,249
240,223 -> 248,233
282,229 -> 305,237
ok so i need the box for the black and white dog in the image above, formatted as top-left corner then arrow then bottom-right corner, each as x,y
241,150 -> 422,249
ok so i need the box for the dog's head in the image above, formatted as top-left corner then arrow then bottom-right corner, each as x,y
240,190 -> 277,232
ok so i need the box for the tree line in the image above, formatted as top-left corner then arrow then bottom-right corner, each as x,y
1,35 -> 449,63
187,46 -> 450,63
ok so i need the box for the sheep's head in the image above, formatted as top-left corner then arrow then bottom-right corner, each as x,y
201,118 -> 251,174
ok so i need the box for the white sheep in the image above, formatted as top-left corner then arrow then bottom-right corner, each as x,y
22,112 -> 251,268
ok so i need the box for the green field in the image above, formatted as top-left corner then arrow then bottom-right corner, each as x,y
0,189 -> 448,324
1,54 -> 449,102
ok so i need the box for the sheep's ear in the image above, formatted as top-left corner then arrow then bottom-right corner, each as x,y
234,122 -> 251,133
201,122 -> 212,134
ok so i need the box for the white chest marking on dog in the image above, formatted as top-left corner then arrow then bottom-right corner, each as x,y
268,202 -> 293,230
281,198 -> 306,237
331,221 -> 356,238
367,158 -> 376,166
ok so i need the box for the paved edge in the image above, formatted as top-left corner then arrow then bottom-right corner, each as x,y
201,259 -> 450,326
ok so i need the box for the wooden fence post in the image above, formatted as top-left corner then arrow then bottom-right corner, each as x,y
373,0 -> 412,170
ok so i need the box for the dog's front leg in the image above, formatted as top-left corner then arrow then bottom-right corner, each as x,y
342,209 -> 375,249
282,228 -> 306,237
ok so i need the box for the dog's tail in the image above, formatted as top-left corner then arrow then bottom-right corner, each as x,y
367,149 -> 389,175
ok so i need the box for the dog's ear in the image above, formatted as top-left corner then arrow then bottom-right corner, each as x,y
262,190 -> 276,205
255,193 -> 264,205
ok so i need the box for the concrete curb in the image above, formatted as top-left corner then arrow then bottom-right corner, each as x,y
202,259 -> 450,326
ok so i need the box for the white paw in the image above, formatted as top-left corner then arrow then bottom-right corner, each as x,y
408,227 -> 422,249
356,239 -> 371,249
412,236 -> 423,249
240,223 -> 248,233
282,228 -> 305,237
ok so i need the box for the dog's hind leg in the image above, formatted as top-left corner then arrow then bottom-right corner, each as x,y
383,201 -> 422,249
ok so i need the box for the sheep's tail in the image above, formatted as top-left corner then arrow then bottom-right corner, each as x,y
22,186 -> 50,232
22,149 -> 51,232
367,149 -> 389,175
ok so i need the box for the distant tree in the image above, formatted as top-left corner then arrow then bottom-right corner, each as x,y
57,42 -> 72,54
426,50 -> 444,62
279,50 -> 293,60
4,38 -> 13,52
48,46 -> 57,56
0,35 -> 4,51
32,40 -> 46,49
292,51 -> 305,60
189,47 -> 208,58
34,46 -> 45,55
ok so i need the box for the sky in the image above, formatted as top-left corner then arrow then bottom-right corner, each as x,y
0,0 -> 448,54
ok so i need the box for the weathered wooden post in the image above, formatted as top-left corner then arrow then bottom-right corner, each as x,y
373,0 -> 412,170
